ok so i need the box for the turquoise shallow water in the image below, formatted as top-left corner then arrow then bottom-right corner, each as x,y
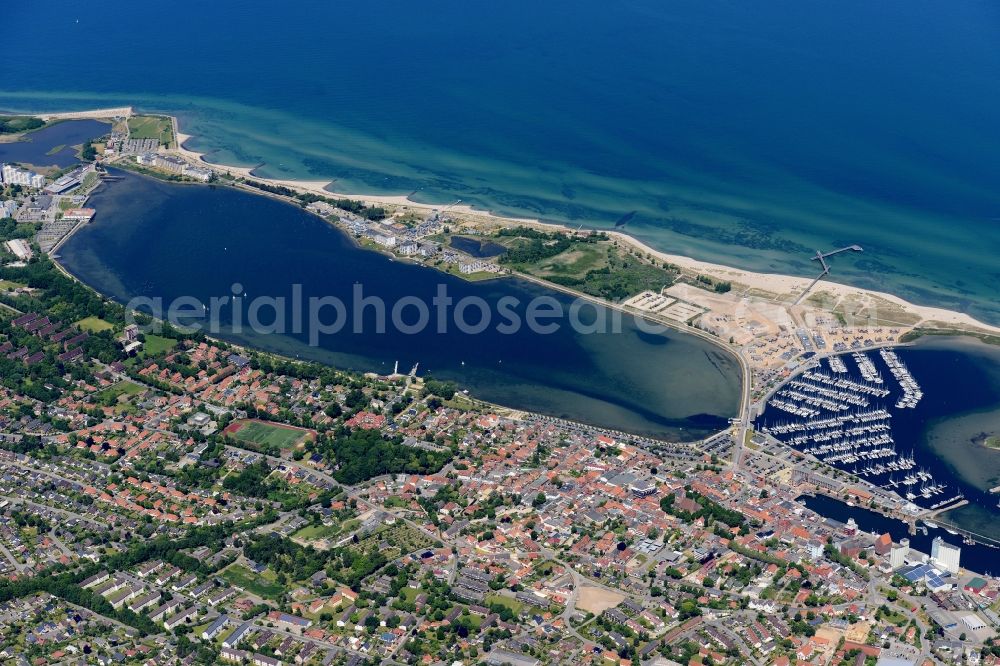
3,0 -> 1000,322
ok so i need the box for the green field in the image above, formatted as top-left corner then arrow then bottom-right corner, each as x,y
93,381 -> 146,406
383,496 -> 408,509
485,594 -> 524,615
191,620 -> 214,639
0,116 -> 45,135
494,230 -> 678,301
532,244 -> 608,278
222,563 -> 284,599
226,419 -> 311,449
293,523 -> 341,541
0,280 -> 25,292
127,115 -> 174,146
80,171 -> 99,191
533,560 -> 558,577
76,316 -> 115,333
293,518 -> 359,543
141,334 -> 177,356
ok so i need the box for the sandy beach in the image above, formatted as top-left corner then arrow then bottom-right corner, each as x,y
36,107 -> 133,122
603,230 -> 1000,335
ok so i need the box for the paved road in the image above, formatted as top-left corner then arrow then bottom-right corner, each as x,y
251,618 -> 405,666
0,541 -> 26,573
2,495 -> 104,528
732,347 -> 753,470
48,530 -> 75,559
1,458 -> 87,490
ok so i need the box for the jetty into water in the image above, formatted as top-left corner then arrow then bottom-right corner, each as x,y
792,244 -> 864,305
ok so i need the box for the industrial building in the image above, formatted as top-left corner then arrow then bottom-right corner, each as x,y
931,536 -> 961,574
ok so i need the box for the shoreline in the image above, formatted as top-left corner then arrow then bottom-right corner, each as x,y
18,107 -> 1000,435
0,107 -> 122,143
6,107 -> 1000,338
167,117 -> 1000,339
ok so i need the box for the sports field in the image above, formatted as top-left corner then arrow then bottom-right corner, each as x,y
223,419 -> 313,449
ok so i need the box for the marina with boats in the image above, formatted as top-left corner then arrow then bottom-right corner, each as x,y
757,349 -> 964,513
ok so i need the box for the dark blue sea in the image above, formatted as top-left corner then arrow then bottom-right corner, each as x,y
3,0 -> 999,322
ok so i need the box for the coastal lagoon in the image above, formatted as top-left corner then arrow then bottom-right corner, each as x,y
58,171 -> 742,440
448,236 -> 506,258
0,119 -> 108,168
906,338 -> 1000,543
4,0 -> 1000,322
860,338 -> 1000,545
8,0 -> 1000,545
